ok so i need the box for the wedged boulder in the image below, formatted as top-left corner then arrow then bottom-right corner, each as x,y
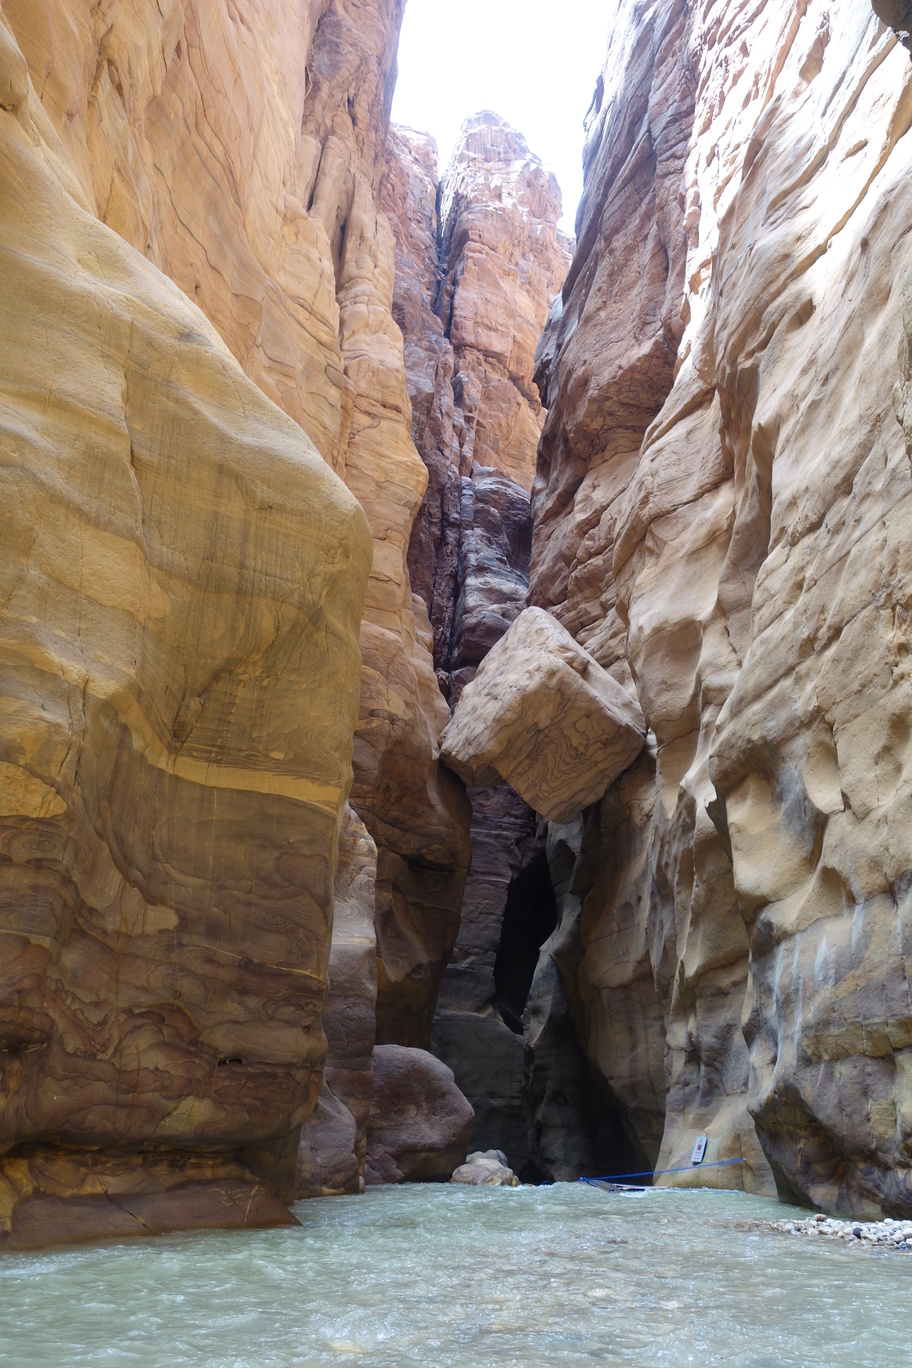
440,608 -> 646,823
364,1046 -> 474,1184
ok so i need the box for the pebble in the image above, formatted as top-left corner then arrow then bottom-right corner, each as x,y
755,1212 -> 912,1252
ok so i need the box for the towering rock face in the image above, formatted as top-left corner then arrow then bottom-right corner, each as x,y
4,0 -> 472,1060
437,112 -> 571,493
384,114 -> 571,695
527,0 -> 912,1215
383,115 -> 571,1170
0,0 -> 474,1233
0,8 -> 370,1246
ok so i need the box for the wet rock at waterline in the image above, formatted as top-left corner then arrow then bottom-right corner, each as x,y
296,809 -> 379,1198
451,1150 -> 520,1186
518,0 -> 912,1214
441,608 -> 647,824
363,1046 -> 475,1185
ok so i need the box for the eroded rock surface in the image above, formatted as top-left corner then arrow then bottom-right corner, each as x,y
5,0 -> 472,1066
451,1150 -> 519,1186
296,808 -> 378,1197
384,115 -> 570,694
384,115 -> 570,1175
437,112 -> 572,492
442,608 -> 647,824
0,9 -> 370,1245
526,0 -> 912,1214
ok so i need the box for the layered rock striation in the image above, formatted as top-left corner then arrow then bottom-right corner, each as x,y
0,0 -> 474,1235
384,113 -> 571,698
0,6 -> 370,1245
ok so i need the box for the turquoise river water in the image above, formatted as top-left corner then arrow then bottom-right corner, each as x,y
1,1183 -> 909,1366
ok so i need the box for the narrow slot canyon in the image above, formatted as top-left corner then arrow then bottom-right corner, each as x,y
2,0 -> 912,1361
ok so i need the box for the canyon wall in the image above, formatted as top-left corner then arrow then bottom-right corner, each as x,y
383,114 -> 573,1169
0,4 -> 372,1245
515,0 -> 912,1215
0,0 -> 473,1237
5,0 -> 912,1237
2,1 -> 472,1058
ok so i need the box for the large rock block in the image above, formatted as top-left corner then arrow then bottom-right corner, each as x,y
363,1045 -> 474,1184
0,12 -> 370,1247
441,608 -> 646,823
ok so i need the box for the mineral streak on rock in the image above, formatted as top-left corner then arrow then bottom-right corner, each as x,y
383,114 -> 571,690
441,608 -> 647,825
0,8 -> 371,1245
4,0 -> 472,1064
529,0 -> 912,1213
437,112 -> 573,493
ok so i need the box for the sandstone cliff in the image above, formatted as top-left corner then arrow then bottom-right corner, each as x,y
0,0 -> 475,1236
0,6 -> 370,1246
384,114 -> 571,698
519,0 -> 912,1215
383,115 -> 573,1169
7,0 -> 911,1235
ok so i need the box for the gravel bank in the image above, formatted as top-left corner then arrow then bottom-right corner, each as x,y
743,1212 -> 912,1251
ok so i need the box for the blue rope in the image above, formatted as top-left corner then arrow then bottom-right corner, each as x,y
579,1157 -> 747,1184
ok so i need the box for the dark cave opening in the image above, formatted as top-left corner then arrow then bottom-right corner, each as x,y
494,852 -> 558,1034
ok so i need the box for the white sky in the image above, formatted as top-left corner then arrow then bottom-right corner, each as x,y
391,0 -> 614,234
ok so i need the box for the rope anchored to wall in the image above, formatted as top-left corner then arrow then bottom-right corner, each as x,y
579,1157 -> 748,1185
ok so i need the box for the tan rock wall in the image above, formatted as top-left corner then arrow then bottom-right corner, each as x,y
0,7 -> 370,1244
532,0 -> 912,1213
4,0 -> 471,1064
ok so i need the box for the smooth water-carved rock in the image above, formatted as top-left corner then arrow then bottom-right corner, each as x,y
441,608 -> 646,823
530,0 -> 912,1212
0,10 -> 370,1246
4,0 -> 472,1067
363,1046 -> 475,1184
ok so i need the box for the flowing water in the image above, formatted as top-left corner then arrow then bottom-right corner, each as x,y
1,1183 -> 909,1366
